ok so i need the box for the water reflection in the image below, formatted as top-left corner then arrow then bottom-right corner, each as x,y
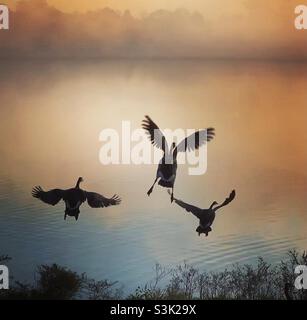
0,60 -> 306,291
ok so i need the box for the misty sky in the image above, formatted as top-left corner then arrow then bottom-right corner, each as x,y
2,0 -> 300,16
1,0 -> 306,59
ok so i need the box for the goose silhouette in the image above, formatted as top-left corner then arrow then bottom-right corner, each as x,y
142,115 -> 215,202
170,190 -> 236,236
32,177 -> 121,221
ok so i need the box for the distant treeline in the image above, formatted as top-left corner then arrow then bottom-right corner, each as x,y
0,250 -> 306,300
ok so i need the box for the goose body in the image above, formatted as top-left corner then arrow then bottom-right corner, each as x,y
142,116 -> 215,202
157,160 -> 177,188
171,190 -> 236,236
32,177 -> 121,221
62,188 -> 86,219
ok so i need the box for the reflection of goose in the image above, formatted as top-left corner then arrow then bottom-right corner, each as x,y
170,190 -> 236,236
32,177 -> 121,221
142,116 -> 215,202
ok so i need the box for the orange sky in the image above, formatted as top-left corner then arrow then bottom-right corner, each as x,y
2,0 -> 295,16
4,0 -> 237,13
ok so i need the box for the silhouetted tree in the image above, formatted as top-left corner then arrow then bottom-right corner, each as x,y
1,250 -> 307,300
35,264 -> 84,300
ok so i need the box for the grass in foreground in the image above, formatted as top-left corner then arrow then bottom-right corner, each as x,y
0,250 -> 306,300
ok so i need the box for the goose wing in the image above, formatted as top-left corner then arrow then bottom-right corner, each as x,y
170,192 -> 203,219
173,128 -> 215,154
85,192 -> 121,208
142,115 -> 168,152
223,190 -> 236,205
32,186 -> 64,206
215,190 -> 236,212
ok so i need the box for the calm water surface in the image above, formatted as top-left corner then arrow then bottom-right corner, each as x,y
0,60 -> 306,291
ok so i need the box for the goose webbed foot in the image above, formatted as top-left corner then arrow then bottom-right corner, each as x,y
147,188 -> 153,196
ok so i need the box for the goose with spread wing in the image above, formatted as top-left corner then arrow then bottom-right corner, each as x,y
32,177 -> 121,221
170,190 -> 236,236
142,115 -> 215,202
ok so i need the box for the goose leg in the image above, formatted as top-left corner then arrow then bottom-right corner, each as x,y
64,213 -> 67,220
170,187 -> 174,203
147,178 -> 158,196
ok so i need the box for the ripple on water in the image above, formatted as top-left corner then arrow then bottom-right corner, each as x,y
1,164 -> 307,291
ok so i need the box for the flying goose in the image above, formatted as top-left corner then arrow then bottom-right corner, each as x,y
142,116 -> 215,202
32,177 -> 121,221
170,190 -> 236,236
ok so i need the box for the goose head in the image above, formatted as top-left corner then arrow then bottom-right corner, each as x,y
75,177 -> 84,188
209,201 -> 218,210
